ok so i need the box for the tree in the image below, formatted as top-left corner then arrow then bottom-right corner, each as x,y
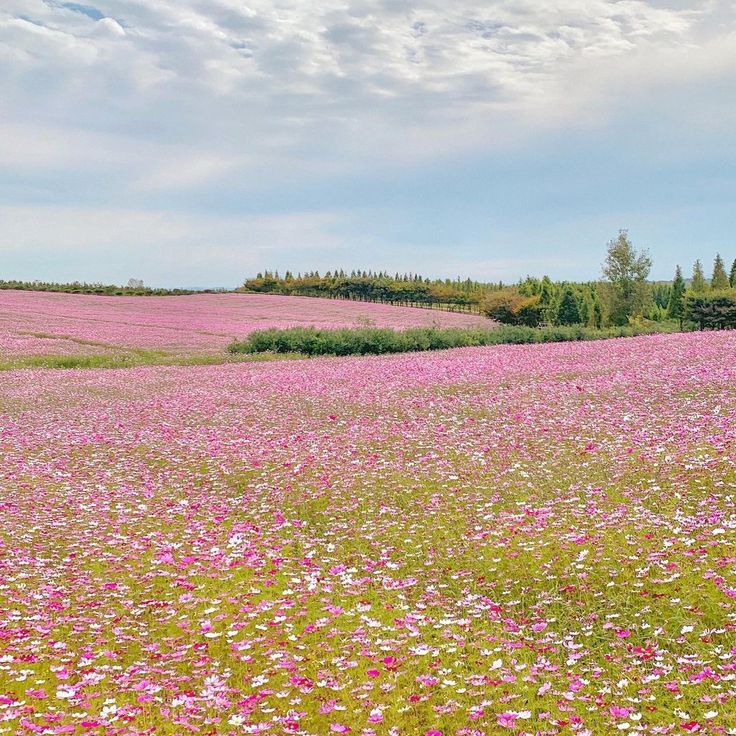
691,260 -> 707,293
711,254 -> 730,290
667,265 -> 685,323
556,287 -> 581,325
729,258 -> 736,288
481,290 -> 543,327
685,293 -> 736,330
601,230 -> 653,325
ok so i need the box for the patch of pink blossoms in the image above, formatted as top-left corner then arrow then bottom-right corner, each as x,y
0,290 -> 488,357
0,331 -> 735,734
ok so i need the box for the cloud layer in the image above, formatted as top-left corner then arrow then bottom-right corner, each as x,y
1,0 -> 734,284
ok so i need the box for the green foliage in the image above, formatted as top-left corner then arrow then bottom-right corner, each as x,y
683,290 -> 736,330
0,280 -> 212,296
711,254 -> 730,290
690,260 -> 707,293
481,289 -> 543,326
556,287 -> 582,325
601,230 -> 653,325
229,323 -> 679,357
241,270 -> 499,312
667,265 -> 686,321
730,259 -> 736,288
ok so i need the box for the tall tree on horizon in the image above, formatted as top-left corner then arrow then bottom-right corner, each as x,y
730,258 -> 736,288
557,287 -> 582,325
668,265 -> 686,324
691,260 -> 707,293
601,230 -> 652,325
711,253 -> 730,290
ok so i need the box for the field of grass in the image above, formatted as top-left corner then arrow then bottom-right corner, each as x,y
1,331 -> 735,735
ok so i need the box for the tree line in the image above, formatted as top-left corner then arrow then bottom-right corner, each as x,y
0,280 -> 219,296
241,270 -> 503,312
242,234 -> 736,330
481,232 -> 736,329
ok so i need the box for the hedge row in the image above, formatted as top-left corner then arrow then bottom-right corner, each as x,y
228,324 -> 673,357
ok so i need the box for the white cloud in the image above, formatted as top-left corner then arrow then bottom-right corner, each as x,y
1,0 -> 730,184
0,1 -> 734,285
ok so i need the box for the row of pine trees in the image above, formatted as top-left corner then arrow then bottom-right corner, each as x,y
242,250 -> 736,329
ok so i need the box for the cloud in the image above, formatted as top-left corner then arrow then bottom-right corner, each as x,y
2,0 -> 728,175
0,1 -> 734,283
3,0 -> 729,197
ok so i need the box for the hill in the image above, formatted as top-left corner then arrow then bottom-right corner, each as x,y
0,289 -> 489,365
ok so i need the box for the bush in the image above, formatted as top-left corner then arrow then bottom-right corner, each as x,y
228,323 -> 678,357
481,290 -> 543,326
684,291 -> 736,330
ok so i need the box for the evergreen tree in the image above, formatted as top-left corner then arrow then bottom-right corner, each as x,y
691,260 -> 707,293
729,258 -> 736,288
667,265 -> 686,322
556,287 -> 581,325
579,293 -> 590,326
711,254 -> 730,290
601,230 -> 653,325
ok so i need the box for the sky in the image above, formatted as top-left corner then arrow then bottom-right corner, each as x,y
1,0 -> 735,287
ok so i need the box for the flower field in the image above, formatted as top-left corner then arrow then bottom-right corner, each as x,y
0,291 -> 488,360
1,331 -> 736,735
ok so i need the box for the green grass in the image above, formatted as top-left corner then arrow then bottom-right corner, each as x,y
0,351 -> 304,371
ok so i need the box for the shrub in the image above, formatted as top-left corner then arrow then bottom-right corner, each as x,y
481,290 -> 543,326
228,322 -> 678,357
684,291 -> 736,330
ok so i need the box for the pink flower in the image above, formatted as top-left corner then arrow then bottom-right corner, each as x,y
330,724 -> 352,733
497,712 -> 518,728
610,706 -> 631,718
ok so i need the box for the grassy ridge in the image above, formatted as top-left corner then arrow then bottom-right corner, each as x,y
0,352 -> 303,371
228,323 -> 679,357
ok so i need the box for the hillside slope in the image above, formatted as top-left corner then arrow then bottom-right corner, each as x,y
0,290 -> 490,360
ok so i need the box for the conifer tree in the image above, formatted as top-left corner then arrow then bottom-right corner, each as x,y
691,260 -> 707,293
668,265 -> 686,322
557,287 -> 581,325
711,254 -> 730,290
729,258 -> 736,288
579,293 -> 590,326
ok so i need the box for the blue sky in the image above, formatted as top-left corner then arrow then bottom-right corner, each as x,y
1,0 -> 735,287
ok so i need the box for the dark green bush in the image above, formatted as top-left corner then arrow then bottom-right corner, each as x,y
684,291 -> 736,330
228,323 -> 676,357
